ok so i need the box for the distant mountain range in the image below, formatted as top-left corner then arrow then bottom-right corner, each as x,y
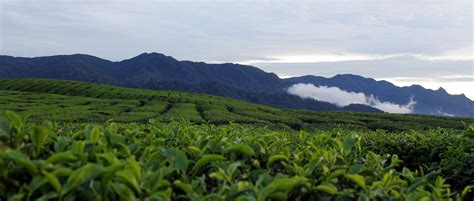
1,52 -> 472,116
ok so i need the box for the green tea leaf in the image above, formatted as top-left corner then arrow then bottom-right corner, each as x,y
43,171 -> 61,192
267,154 -> 288,166
113,182 -> 137,201
314,182 -> 338,195
345,174 -> 366,190
89,127 -> 101,143
173,180 -> 198,200
173,180 -> 193,194
27,176 -> 47,198
116,168 -> 141,193
257,176 -> 308,201
163,148 -> 188,173
102,163 -> 126,183
5,110 -> 22,130
35,192 -> 58,201
343,135 -> 357,153
32,126 -> 49,149
0,150 -> 37,173
128,156 -> 142,180
225,144 -> 256,156
348,164 -> 363,174
191,154 -> 225,176
0,118 -> 12,134
61,163 -> 106,195
46,151 -> 76,164
175,151 -> 188,173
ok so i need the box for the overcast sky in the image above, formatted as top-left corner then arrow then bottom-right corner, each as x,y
1,0 -> 473,99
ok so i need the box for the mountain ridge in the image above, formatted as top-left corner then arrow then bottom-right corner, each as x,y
0,53 -> 472,116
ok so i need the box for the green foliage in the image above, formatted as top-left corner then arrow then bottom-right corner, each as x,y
257,176 -> 308,201
225,144 -> 256,157
0,112 -> 472,200
0,78 -> 473,200
438,125 -> 474,190
0,78 -> 472,131
156,103 -> 203,122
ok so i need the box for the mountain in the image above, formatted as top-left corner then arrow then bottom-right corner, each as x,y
1,53 -> 472,116
113,53 -> 283,92
0,54 -> 115,82
284,74 -> 473,116
0,53 -> 377,113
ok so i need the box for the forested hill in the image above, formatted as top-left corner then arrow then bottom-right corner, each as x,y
1,53 -> 472,116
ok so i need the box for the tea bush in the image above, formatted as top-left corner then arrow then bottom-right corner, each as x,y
0,112 -> 472,200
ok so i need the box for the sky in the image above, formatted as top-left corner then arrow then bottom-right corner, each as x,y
1,0 -> 473,99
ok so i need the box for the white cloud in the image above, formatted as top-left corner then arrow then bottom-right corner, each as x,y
366,95 -> 416,114
287,83 -> 367,106
432,109 -> 455,117
287,83 -> 416,113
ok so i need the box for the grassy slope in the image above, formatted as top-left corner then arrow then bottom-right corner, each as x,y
0,78 -> 472,131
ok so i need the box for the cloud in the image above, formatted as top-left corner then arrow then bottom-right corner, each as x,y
432,109 -> 455,117
287,83 -> 416,113
257,56 -> 474,100
366,96 -> 416,114
257,56 -> 473,79
1,1 -> 471,98
380,75 -> 474,100
1,1 -> 472,62
287,83 -> 367,106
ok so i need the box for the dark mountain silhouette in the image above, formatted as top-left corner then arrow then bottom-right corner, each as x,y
0,54 -> 115,82
112,53 -> 283,92
0,53 -> 472,116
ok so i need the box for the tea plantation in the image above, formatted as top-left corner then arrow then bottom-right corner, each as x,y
0,78 -> 473,200
0,78 -> 472,131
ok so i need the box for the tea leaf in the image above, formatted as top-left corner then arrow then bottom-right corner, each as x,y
343,135 -> 357,153
5,110 -> 22,130
345,174 -> 366,190
32,126 -> 49,149
43,171 -> 61,192
267,154 -> 288,166
61,163 -> 106,195
191,154 -> 225,176
0,150 -> 37,173
314,182 -> 338,195
46,151 -> 76,164
225,144 -> 256,156
257,176 -> 308,201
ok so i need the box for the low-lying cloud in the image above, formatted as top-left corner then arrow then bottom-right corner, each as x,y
287,83 -> 416,113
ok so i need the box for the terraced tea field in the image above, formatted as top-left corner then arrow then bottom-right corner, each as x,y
1,78 -> 472,131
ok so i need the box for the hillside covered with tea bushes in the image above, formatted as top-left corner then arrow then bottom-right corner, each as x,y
0,78 -> 472,131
